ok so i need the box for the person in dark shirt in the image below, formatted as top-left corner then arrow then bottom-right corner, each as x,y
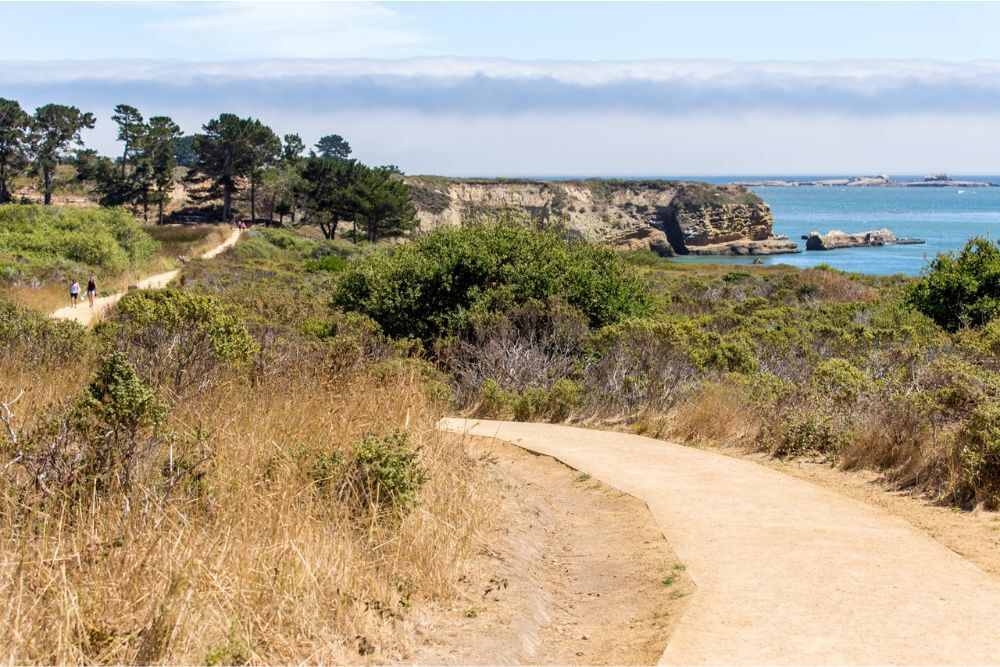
86,275 -> 97,308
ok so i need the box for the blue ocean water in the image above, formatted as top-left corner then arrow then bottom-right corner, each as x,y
671,179 -> 1000,276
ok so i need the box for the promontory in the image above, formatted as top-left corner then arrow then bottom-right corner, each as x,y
404,177 -> 798,256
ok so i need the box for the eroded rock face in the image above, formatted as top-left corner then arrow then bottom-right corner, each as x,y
405,177 -> 795,256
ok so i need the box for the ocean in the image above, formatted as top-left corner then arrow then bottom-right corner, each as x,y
672,177 -> 1000,276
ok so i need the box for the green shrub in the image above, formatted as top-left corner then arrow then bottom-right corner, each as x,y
907,237 -> 1000,331
13,354 -> 165,498
0,297 -> 90,365
545,378 -> 583,421
344,431 -> 426,512
766,413 -> 847,458
478,378 -> 515,418
104,289 -> 257,396
812,358 -> 868,404
0,204 -> 157,279
304,254 -> 347,273
333,221 -> 651,341
955,404 -> 1000,508
86,352 -> 163,430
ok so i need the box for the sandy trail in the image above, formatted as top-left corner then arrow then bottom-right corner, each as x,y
439,418 -> 1000,666
50,228 -> 241,326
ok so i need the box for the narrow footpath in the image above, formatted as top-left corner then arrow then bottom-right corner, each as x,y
50,228 -> 241,326
439,418 -> 1000,666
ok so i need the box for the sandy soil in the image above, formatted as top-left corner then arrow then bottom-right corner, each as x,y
404,435 -> 692,665
441,418 -> 1000,666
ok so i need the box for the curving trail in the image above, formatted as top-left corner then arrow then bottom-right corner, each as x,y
50,228 -> 241,326
439,418 -> 1000,666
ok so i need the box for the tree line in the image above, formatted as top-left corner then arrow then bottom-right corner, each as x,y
0,98 -> 416,241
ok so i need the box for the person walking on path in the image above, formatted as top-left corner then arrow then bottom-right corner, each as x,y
69,279 -> 80,308
86,275 -> 97,308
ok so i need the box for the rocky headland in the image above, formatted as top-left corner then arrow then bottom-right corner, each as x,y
404,177 -> 798,256
803,228 -> 926,251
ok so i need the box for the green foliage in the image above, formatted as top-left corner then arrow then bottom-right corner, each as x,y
85,352 -> 164,434
0,297 -> 89,365
295,157 -> 416,242
347,431 -> 426,512
956,404 -> 1000,509
334,222 -> 651,341
766,413 -> 847,458
314,134 -> 352,161
812,358 -> 868,404
476,378 -> 582,422
907,237 -> 1000,331
304,254 -> 346,273
106,288 -> 257,395
0,204 -> 157,279
172,134 -> 197,168
12,354 -> 165,498
190,113 -> 279,221
0,97 -> 31,204
27,103 -> 96,205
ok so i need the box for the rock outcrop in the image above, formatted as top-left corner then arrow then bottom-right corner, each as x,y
405,177 -> 797,256
803,229 -> 926,251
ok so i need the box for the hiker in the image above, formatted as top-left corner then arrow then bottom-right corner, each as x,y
69,279 -> 80,308
86,275 -> 97,308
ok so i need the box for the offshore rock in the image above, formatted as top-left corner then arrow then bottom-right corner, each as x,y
803,229 -> 926,251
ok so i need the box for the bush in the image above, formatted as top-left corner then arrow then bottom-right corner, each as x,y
955,404 -> 1000,509
812,358 -> 868,405
442,300 -> 588,406
907,237 -> 1000,331
333,221 -> 651,341
0,298 -> 90,366
103,289 -> 257,396
9,353 -> 165,498
0,204 -> 157,279
342,431 -> 426,512
765,412 -> 847,458
304,254 -> 347,273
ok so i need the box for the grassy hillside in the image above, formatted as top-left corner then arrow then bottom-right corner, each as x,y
0,205 -> 157,281
2,221 -> 997,661
0,229 -> 485,662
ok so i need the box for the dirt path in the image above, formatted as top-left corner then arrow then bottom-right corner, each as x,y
439,418 -> 1000,666
49,229 -> 241,326
406,435 -> 692,665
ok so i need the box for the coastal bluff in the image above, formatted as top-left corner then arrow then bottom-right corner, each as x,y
405,177 -> 797,256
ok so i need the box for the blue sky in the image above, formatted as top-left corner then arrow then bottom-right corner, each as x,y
2,2 -> 1000,175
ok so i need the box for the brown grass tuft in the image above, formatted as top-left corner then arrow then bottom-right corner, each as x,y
0,360 -> 490,663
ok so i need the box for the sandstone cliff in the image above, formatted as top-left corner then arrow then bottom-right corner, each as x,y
405,177 -> 797,256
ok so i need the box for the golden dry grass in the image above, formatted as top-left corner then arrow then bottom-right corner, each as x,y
0,358 -> 491,664
667,381 -> 761,446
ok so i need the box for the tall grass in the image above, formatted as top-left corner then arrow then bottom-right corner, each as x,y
0,347 -> 490,663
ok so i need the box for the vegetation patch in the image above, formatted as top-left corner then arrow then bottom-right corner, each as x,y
334,221 -> 651,341
0,204 -> 157,280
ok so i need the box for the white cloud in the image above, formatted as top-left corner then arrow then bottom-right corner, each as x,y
150,3 -> 423,59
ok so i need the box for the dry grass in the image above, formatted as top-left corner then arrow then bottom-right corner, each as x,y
667,381 -> 760,446
0,358 -> 491,664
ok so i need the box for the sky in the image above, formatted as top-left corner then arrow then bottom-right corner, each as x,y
2,1 -> 1000,176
